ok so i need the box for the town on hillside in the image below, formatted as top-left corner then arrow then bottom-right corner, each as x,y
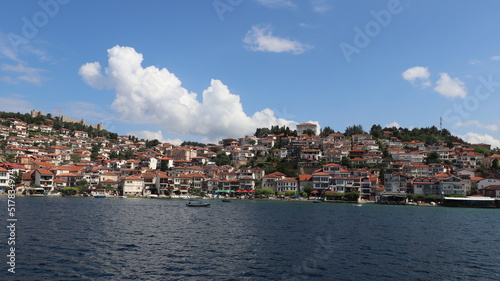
1,111 -> 500,206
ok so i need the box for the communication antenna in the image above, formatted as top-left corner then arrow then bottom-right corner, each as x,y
440,117 -> 443,130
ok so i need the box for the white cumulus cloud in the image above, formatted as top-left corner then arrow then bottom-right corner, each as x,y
243,24 -> 312,55
128,130 -> 182,145
491,55 -> 500,61
384,122 -> 401,129
402,66 -> 430,88
433,73 -> 467,99
459,132 -> 500,149
79,46 -> 303,140
454,120 -> 499,132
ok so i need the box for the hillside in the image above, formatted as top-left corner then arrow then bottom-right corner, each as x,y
0,111 -> 118,140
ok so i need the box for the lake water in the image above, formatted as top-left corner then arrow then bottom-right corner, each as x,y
1,197 -> 499,280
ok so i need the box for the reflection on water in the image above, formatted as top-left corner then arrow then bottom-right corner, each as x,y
1,197 -> 499,280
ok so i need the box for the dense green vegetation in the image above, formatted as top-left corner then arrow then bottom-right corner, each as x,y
254,125 -> 297,138
324,192 -> 360,201
255,188 -> 275,197
371,125 -> 465,145
181,141 -> 207,147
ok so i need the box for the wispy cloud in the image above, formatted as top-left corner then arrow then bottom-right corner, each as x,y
468,59 -> 480,65
0,32 -> 52,63
255,0 -> 296,9
1,63 -> 46,85
402,66 -> 431,88
311,0 -> 331,13
454,120 -> 499,132
491,55 -> 500,61
299,23 -> 317,28
0,97 -> 34,113
433,73 -> 467,99
243,24 -> 313,55
0,32 -> 21,62
0,32 -> 51,85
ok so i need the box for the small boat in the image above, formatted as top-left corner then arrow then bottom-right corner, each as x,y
222,199 -> 231,202
312,200 -> 322,203
352,203 -> 362,207
94,195 -> 106,198
186,199 -> 210,207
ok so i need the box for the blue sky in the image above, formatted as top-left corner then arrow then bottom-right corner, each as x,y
1,0 -> 500,147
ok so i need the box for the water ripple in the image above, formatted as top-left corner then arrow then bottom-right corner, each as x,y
1,197 -> 499,280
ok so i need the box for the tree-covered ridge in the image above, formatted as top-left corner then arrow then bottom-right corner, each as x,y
0,111 -> 118,139
254,125 -> 297,138
254,123 -> 467,146
369,124 -> 465,145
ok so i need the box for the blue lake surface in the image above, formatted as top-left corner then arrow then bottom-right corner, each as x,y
1,197 -> 500,280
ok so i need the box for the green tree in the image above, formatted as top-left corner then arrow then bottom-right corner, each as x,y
345,192 -> 360,201
12,171 -> 22,185
341,156 -> 352,168
255,188 -> 275,197
76,179 -> 88,186
71,155 -> 81,163
426,151 -> 441,164
91,143 -> 102,161
370,124 -> 383,139
492,158 -> 499,170
276,160 -> 297,177
320,126 -> 336,136
302,128 -> 316,136
76,179 -> 89,193
181,141 -> 206,147
303,186 -> 314,198
109,150 -> 119,159
60,187 -> 78,196
214,153 -> 232,166
6,154 -> 16,162
190,188 -> 204,197
120,150 -> 134,160
474,146 -> 493,157
344,124 -> 365,137
160,160 -> 170,172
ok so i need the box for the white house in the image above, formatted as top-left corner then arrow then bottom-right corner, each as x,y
296,123 -> 318,136
276,177 -> 298,192
392,152 -> 424,163
0,168 -> 11,190
121,176 -> 144,196
34,169 -> 55,191
477,179 -> 500,190
440,176 -> 466,196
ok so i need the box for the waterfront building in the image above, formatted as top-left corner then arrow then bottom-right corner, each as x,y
0,167 -> 10,190
121,176 -> 145,196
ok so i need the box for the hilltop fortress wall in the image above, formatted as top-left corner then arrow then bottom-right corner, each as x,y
31,110 -> 103,130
